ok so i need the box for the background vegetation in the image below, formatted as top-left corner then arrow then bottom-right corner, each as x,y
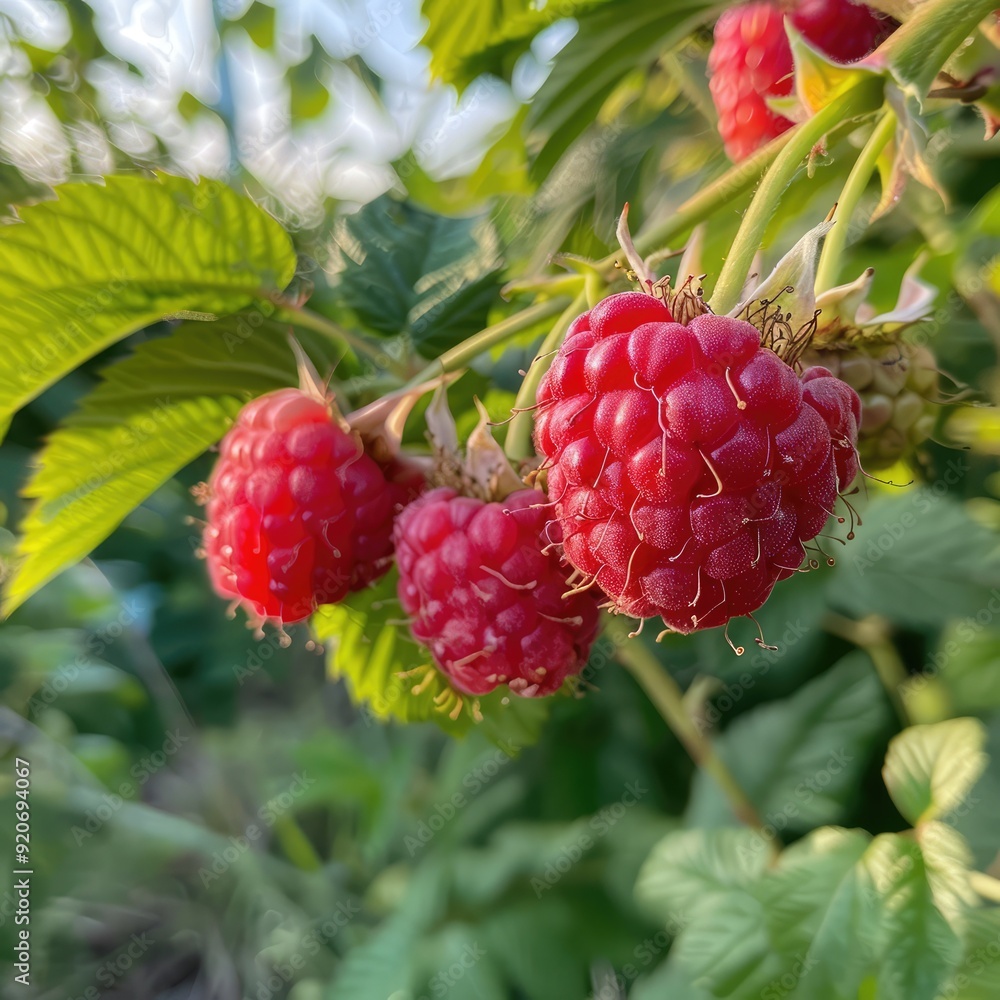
0,1 -> 999,998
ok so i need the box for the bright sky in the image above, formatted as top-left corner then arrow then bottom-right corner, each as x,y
0,0 -> 576,224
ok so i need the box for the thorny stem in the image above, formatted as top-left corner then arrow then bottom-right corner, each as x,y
815,111 -> 897,294
505,290 -> 589,462
275,305 -> 406,377
823,612 -> 911,726
404,297 -> 571,390
594,129 -> 797,280
709,78 -> 885,316
611,620 -> 771,839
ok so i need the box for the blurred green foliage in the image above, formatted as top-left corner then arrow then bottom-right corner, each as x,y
0,1 -> 998,999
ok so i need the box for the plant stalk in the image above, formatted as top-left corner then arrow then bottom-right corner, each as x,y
815,111 -> 897,294
594,129 -> 797,280
504,290 -> 588,461
709,78 -> 884,316
611,622 -> 769,838
276,305 -> 405,376
404,297 -> 571,389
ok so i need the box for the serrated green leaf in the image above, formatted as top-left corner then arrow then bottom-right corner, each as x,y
327,197 -> 504,356
917,820 -> 978,927
0,175 -> 296,432
313,572 -> 550,745
636,828 -> 770,923
833,492 -> 1000,628
883,718 -> 988,827
863,834 -> 962,1000
3,316 -> 337,615
328,857 -> 448,1000
686,652 -> 891,830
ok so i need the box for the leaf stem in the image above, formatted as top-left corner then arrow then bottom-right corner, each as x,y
594,130 -> 797,279
611,621 -> 768,836
403,297 -> 571,390
504,291 -> 588,461
276,305 -> 406,377
709,78 -> 884,316
815,111 -> 897,294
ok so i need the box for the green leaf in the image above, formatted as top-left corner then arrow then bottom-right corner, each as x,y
328,858 -> 448,1000
313,571 -> 551,745
3,315 -> 336,615
420,0 -> 611,90
833,491 -> 1000,628
288,38 -> 330,120
232,0 -> 275,49
936,626 -> 1000,715
0,174 -> 295,433
883,718 -> 988,827
862,834 -> 961,1000
686,652 -> 891,830
940,908 -> 1000,999
525,1 -> 722,179
327,197 -> 504,356
874,0 -> 999,104
636,828 -> 770,923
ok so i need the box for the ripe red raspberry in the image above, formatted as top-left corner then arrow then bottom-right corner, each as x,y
533,292 -> 860,636
394,487 -> 601,697
708,0 -> 896,161
204,388 -> 401,625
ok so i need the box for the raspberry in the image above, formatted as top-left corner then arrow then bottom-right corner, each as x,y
204,388 -> 400,625
708,0 -> 896,161
533,292 -> 860,636
803,340 -> 938,468
394,487 -> 600,697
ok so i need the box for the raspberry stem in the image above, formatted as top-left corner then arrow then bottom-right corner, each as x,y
504,290 -> 589,462
709,78 -> 885,316
276,304 -> 408,377
610,620 -> 771,839
403,297 -> 572,389
815,110 -> 897,295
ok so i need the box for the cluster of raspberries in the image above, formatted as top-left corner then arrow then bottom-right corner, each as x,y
709,0 -> 896,161
203,289 -> 861,699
